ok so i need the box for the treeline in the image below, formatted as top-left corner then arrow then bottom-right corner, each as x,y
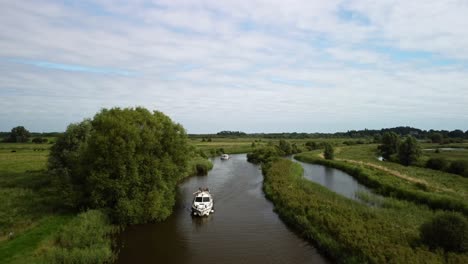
247,139 -> 301,164
189,126 -> 468,140
1,126 -> 62,143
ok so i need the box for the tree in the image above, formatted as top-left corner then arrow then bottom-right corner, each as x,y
324,143 -> 334,160
448,129 -> 465,138
398,136 -> 421,166
378,132 -> 400,160
429,133 -> 443,144
278,139 -> 292,155
48,107 -> 190,224
420,212 -> 468,252
6,126 -> 31,142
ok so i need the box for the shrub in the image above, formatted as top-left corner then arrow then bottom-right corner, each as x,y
32,137 -> 48,144
447,160 -> 468,177
42,210 -> 116,263
247,146 -> 281,164
426,158 -> 448,171
420,212 -> 468,252
324,143 -> 334,160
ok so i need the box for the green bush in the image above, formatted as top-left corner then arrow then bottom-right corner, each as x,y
323,143 -> 334,160
42,210 -> 116,263
247,146 -> 281,164
426,158 -> 448,171
420,212 -> 468,252
188,157 -> 213,176
447,160 -> 468,177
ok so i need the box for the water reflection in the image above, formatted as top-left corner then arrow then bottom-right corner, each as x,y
294,159 -> 373,201
116,154 -> 328,264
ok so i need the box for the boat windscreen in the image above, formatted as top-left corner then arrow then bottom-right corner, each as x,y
202,197 -> 210,202
195,197 -> 203,202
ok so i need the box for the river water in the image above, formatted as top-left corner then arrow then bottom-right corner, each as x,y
116,154 -> 328,264
294,159 -> 373,201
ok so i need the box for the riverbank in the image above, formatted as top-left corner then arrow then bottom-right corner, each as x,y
263,158 -> 468,263
295,150 -> 468,215
0,142 -> 213,263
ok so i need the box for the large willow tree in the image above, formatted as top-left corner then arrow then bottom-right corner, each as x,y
48,107 -> 190,224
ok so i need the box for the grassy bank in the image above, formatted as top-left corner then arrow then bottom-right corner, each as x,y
263,159 -> 468,263
295,151 -> 468,215
0,142 -> 213,263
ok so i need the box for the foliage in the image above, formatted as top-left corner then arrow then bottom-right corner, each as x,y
378,132 -> 401,160
48,107 -> 190,224
247,146 -> 281,164
420,212 -> 468,253
32,137 -> 48,144
426,158 -> 449,171
278,139 -> 292,155
188,157 -> 213,176
323,143 -> 334,160
4,126 -> 31,143
216,131 -> 247,137
40,210 -> 116,263
263,159 -> 467,263
429,133 -> 444,144
448,160 -> 468,177
398,136 -> 421,166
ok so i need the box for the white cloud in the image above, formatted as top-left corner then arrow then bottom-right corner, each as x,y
0,0 -> 467,132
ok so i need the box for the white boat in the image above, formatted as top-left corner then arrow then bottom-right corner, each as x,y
192,188 -> 214,216
220,154 -> 230,160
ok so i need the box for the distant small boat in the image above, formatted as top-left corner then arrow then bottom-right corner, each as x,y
220,154 -> 230,160
192,188 -> 214,216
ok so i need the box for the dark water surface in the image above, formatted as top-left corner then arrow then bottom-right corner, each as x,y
293,159 -> 373,201
116,154 -> 328,264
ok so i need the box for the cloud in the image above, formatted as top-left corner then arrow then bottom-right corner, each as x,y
0,0 -> 467,133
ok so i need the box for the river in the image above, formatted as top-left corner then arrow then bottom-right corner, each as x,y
116,154 -> 328,264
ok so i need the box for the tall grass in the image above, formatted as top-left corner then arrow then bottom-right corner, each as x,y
39,210 -> 116,264
295,152 -> 468,215
263,159 -> 468,263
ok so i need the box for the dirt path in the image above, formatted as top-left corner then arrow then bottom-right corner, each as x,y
336,158 -> 457,193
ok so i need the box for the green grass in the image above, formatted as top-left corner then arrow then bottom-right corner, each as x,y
263,158 -> 468,263
0,215 -> 72,264
296,151 -> 468,215
336,144 -> 468,197
39,210 -> 116,264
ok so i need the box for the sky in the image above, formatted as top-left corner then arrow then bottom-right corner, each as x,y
1,0 -> 468,133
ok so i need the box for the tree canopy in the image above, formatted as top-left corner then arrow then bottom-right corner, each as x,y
4,126 -> 31,142
324,143 -> 334,160
378,132 -> 401,160
48,107 -> 190,224
398,136 -> 421,166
